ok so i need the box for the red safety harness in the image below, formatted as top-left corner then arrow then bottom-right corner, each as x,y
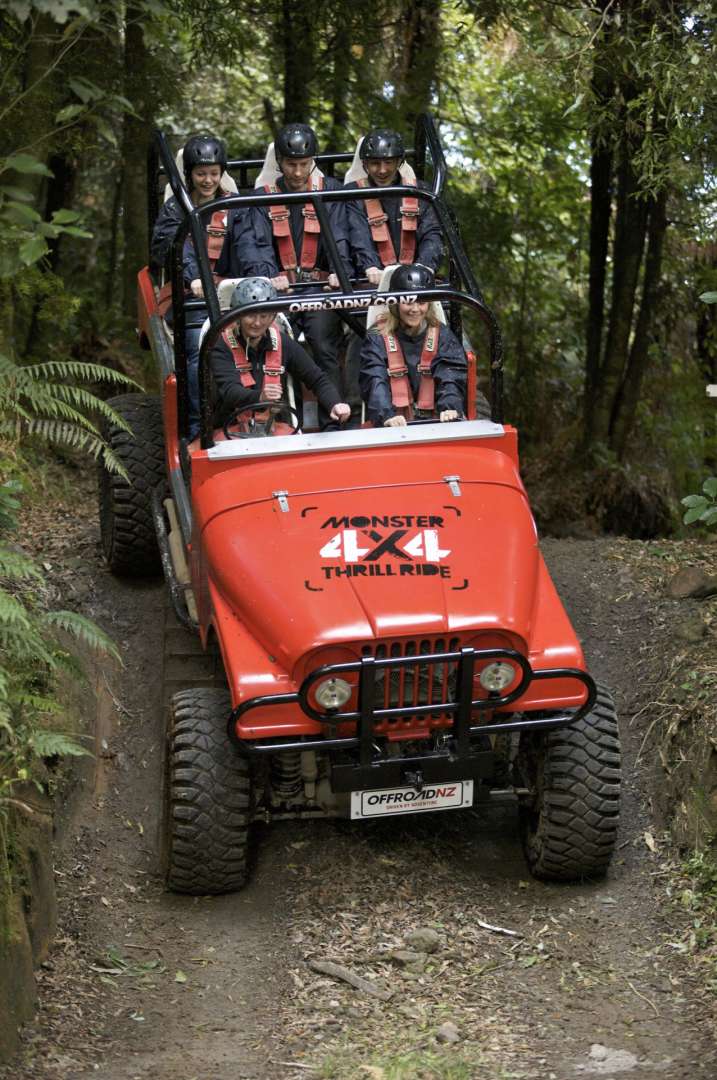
266,175 -> 326,281
222,323 -> 284,393
357,177 -> 419,266
383,326 -> 439,418
157,208 -> 228,318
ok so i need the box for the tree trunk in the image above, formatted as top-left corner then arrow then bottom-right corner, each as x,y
589,138 -> 649,447
583,139 -> 613,445
611,189 -> 668,459
281,0 -> 314,124
121,5 -> 152,318
328,9 -> 352,152
394,0 -> 441,127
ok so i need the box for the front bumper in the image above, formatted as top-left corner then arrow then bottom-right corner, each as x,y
227,646 -> 596,789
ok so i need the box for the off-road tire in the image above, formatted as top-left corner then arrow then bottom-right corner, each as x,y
165,688 -> 252,895
516,684 -> 621,881
98,394 -> 164,576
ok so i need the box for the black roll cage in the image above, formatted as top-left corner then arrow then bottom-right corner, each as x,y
150,114 -> 504,449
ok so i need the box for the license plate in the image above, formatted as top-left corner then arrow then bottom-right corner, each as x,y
351,780 -> 474,819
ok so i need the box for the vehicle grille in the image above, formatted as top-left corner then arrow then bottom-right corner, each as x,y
361,637 -> 461,734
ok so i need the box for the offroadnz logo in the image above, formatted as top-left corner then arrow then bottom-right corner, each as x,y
318,513 -> 452,581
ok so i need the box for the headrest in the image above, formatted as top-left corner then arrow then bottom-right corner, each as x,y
164,145 -> 238,202
366,265 -> 446,330
344,137 -> 416,186
254,141 -> 325,189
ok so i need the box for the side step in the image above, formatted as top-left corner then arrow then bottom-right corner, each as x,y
163,608 -> 225,706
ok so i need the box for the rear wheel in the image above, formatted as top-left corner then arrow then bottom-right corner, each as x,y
164,688 -> 252,895
516,685 -> 621,881
98,394 -> 164,575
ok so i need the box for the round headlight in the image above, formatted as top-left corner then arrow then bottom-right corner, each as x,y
479,661 -> 516,693
315,677 -> 352,711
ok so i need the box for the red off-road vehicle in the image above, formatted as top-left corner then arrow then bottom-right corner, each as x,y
98,117 -> 621,894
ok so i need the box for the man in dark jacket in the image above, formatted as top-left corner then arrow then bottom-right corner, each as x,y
210,278 -> 350,431
345,130 -> 443,284
221,124 -> 351,421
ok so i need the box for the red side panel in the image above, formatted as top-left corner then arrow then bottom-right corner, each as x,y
136,266 -> 156,350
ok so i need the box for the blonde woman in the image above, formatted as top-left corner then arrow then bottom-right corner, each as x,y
359,264 -> 467,427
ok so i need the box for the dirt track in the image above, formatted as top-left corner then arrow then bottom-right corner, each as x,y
3,506 -> 716,1079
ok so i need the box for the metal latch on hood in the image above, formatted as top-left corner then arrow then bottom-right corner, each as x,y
273,489 -> 290,513
443,475 -> 462,497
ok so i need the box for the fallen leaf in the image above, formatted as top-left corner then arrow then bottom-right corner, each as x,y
175,970 -> 188,983
644,832 -> 657,852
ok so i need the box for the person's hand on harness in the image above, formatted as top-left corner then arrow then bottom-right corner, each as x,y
271,274 -> 291,292
365,266 -> 383,286
262,383 -> 283,403
440,409 -> 459,422
330,403 -> 351,424
190,278 -> 204,298
327,272 -> 340,288
384,415 -> 407,427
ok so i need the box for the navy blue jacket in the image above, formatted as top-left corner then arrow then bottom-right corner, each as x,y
211,327 -> 341,426
151,195 -> 236,286
234,175 -> 351,280
150,197 -> 186,278
359,321 -> 466,426
346,177 -> 443,274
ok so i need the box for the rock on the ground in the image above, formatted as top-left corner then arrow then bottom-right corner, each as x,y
435,1021 -> 461,1044
405,927 -> 441,953
667,567 -> 717,599
391,950 -> 426,973
674,613 -> 707,643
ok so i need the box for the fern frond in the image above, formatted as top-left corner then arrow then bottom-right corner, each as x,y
42,610 -> 121,661
24,395 -> 102,431
0,588 -> 33,632
11,691 -> 62,715
24,419 -> 103,452
23,360 -> 140,389
0,546 -> 43,584
29,730 -> 91,759
44,385 -> 133,432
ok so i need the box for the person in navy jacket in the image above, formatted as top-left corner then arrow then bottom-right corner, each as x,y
359,265 -> 466,427
150,134 -> 232,439
222,124 -> 351,423
345,130 -> 443,284
210,278 -> 350,431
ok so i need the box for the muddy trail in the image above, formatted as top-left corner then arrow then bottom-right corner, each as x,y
3,500 -> 716,1080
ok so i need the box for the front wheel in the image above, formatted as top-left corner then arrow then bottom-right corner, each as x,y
164,688 -> 253,895
516,684 -> 621,881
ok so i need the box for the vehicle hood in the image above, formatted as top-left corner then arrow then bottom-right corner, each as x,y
197,444 -> 538,675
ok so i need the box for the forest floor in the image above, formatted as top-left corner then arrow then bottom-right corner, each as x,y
2,467 -> 717,1080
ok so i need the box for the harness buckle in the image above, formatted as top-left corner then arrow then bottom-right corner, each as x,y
367,213 -> 389,227
401,208 -> 420,220
387,365 -> 409,378
271,208 -> 291,222
263,364 -> 285,376
207,226 -> 226,236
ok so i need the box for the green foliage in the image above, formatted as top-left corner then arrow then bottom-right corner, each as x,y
0,473 -> 118,891
0,155 -> 93,277
0,352 -> 138,476
682,478 -> 717,528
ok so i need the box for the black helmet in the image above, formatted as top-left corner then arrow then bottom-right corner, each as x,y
231,277 -> 278,307
183,134 -> 227,184
360,129 -> 405,161
275,123 -> 318,159
391,264 -> 435,291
